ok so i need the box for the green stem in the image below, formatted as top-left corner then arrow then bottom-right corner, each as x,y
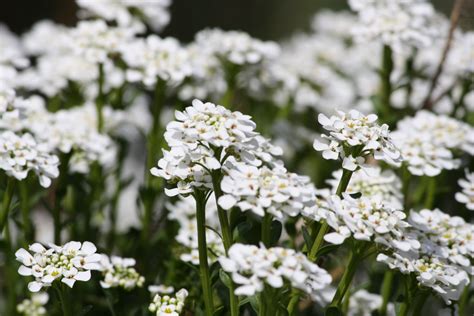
210,170 -> 239,316
261,213 -> 273,247
380,45 -> 393,118
412,291 -> 428,315
53,155 -> 71,244
308,170 -> 353,261
398,302 -> 409,316
329,246 -> 363,308
287,288 -> 301,315
401,166 -> 411,212
4,220 -> 18,316
259,291 -> 267,316
379,270 -> 394,316
424,177 -> 436,209
0,177 -> 15,233
96,63 -> 105,132
194,190 -> 214,316
142,79 -> 165,242
458,282 -> 470,316
19,181 -> 33,243
55,284 -> 73,316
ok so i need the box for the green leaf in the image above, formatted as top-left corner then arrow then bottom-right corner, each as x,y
316,244 -> 340,257
325,306 -> 343,316
270,220 -> 283,244
219,269 -> 233,289
302,226 -> 313,250
249,294 -> 260,313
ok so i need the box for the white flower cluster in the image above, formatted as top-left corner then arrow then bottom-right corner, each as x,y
76,0 -> 171,32
0,131 -> 59,187
313,110 -> 402,172
348,0 -> 440,51
99,255 -> 145,290
195,29 -> 279,65
218,243 -> 332,299
17,292 -> 49,316
122,35 -> 192,86
377,208 -> 474,304
456,171 -> 474,210
317,194 -> 419,252
15,241 -> 102,292
392,111 -> 474,176
327,168 -> 403,209
151,99 -> 281,196
167,196 -> 224,265
218,162 -> 317,220
149,289 -> 188,316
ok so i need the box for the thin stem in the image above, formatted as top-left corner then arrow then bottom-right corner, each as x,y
53,155 -> 71,244
210,170 -> 239,316
0,177 -> 15,233
308,170 -> 353,261
55,284 -> 73,316
4,220 -> 17,316
103,289 -> 117,316
424,177 -> 436,209
398,302 -> 409,316
458,282 -> 470,316
194,190 -> 214,316
19,181 -> 33,243
261,212 -> 273,247
96,63 -> 105,132
401,166 -> 411,212
329,245 -> 363,308
287,288 -> 301,316
379,270 -> 394,316
412,291 -> 428,315
379,44 -> 393,118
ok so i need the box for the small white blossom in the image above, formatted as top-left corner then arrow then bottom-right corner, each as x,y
219,244 -> 332,300
149,289 -> 188,316
17,292 -> 49,316
456,171 -> 474,210
99,255 -> 145,290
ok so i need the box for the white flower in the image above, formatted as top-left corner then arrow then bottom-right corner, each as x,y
17,292 -> 49,316
15,241 -> 101,292
99,255 -> 145,290
218,162 -> 317,219
149,285 -> 175,295
0,131 -> 59,187
313,110 -> 402,172
218,244 -> 332,300
455,171 -> 474,210
149,288 -> 188,316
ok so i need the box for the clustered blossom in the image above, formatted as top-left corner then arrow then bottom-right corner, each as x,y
348,0 -> 440,51
15,241 -> 101,292
122,35 -> 192,86
99,255 -> 145,290
219,244 -> 332,299
218,162 -> 317,219
327,167 -> 403,209
151,99 -> 281,196
392,111 -> 474,176
0,131 -> 59,187
456,171 -> 474,210
315,194 -> 419,252
149,289 -> 188,316
313,110 -> 402,172
377,208 -> 474,304
167,196 -> 224,265
76,0 -> 171,32
195,29 -> 279,65
17,292 -> 49,316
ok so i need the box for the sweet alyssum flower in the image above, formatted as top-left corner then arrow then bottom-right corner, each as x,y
0,131 -> 59,187
218,161 -> 317,219
15,241 -> 102,292
456,171 -> 474,210
149,289 -> 188,316
219,243 -> 332,299
17,292 -> 49,316
392,111 -> 474,176
167,196 -> 224,265
99,255 -> 145,290
313,110 -> 402,173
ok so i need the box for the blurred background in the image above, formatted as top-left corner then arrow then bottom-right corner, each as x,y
1,0 -> 473,41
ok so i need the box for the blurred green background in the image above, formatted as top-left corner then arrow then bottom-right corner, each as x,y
1,0 -> 472,40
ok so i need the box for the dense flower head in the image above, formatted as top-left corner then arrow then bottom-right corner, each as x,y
219,243 -> 332,299
149,288 -> 188,316
348,0 -> 440,51
392,111 -> 474,176
377,252 -> 469,304
99,255 -> 145,290
327,168 -> 403,209
218,162 -> 317,219
122,35 -> 192,86
0,131 -> 59,187
15,241 -> 102,292
195,29 -> 280,65
167,196 -> 224,264
316,194 -> 419,251
456,171 -> 474,210
151,99 -> 282,196
0,24 -> 28,69
313,110 -> 402,172
21,20 -> 69,56
76,0 -> 171,32
17,292 -> 49,316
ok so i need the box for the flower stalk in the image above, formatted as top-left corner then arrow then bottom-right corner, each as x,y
0,177 -> 15,233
